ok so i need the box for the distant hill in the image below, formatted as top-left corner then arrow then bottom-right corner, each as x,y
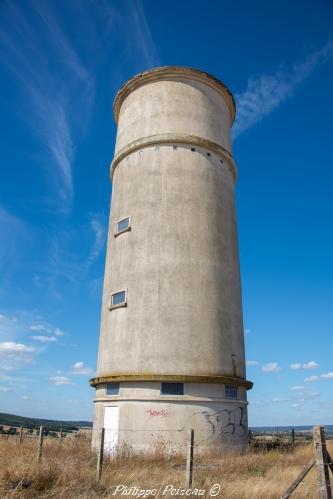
251,425 -> 333,435
0,413 -> 92,431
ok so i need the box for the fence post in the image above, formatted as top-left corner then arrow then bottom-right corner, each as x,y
96,428 -> 105,481
19,426 -> 24,444
291,428 -> 295,445
59,426 -> 63,443
37,426 -> 44,463
313,425 -> 332,499
185,429 -> 194,489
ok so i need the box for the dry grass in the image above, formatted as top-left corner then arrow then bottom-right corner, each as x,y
0,434 -> 332,498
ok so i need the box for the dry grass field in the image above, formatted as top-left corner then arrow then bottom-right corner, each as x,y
0,434 -> 332,498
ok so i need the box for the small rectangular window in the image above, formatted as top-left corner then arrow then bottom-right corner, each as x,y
106,382 -> 120,395
115,216 -> 131,236
225,385 -> 238,399
110,290 -> 127,309
161,382 -> 184,395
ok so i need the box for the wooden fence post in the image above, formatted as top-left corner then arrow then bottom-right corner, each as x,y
96,428 -> 105,481
313,425 -> 332,499
59,426 -> 63,443
37,426 -> 44,463
185,429 -> 194,489
291,428 -> 295,445
280,459 -> 315,499
19,426 -> 23,444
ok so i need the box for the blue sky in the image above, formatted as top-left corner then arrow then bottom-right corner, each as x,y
0,0 -> 332,426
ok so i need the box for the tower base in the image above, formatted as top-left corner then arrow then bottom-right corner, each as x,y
92,381 -> 249,455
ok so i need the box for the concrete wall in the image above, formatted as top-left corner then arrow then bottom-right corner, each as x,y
92,67 -> 252,453
92,382 -> 248,453
114,78 -> 233,154
97,144 -> 244,378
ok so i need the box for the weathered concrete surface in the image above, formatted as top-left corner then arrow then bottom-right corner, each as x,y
92,66 -> 252,453
93,382 -> 248,452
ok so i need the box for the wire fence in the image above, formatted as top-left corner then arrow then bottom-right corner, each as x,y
1,424 -> 332,497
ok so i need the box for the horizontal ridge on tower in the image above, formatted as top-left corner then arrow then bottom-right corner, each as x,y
113,66 -> 236,124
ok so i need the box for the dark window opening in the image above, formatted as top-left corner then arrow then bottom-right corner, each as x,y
116,217 -> 131,235
110,290 -> 127,308
225,385 -> 238,399
106,382 -> 120,395
161,382 -> 184,395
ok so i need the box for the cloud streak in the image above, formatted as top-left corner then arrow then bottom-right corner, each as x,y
0,341 -> 36,371
0,0 -> 160,214
29,335 -> 57,343
50,375 -> 72,385
71,361 -> 94,376
291,361 -> 319,371
85,214 -> 106,268
128,0 -> 159,68
262,362 -> 281,373
233,40 -> 333,138
304,372 -> 333,382
0,1 -> 95,212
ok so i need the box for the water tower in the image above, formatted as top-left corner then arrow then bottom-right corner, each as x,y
90,66 -> 253,453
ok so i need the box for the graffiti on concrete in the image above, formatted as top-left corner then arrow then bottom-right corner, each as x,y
146,409 -> 168,417
202,406 -> 247,437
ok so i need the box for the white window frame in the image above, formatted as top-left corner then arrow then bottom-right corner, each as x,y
109,289 -> 127,310
114,216 -> 131,237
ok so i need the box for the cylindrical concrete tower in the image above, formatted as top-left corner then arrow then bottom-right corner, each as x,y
91,66 -> 252,453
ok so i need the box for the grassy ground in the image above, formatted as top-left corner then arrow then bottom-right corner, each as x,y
0,434 -> 332,498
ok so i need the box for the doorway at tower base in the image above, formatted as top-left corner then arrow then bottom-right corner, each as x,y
92,382 -> 250,455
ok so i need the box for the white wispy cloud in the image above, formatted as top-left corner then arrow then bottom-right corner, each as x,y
291,361 -> 319,370
0,309 -> 67,367
29,335 -> 57,343
246,360 -> 259,366
29,324 -> 50,332
0,208 -> 30,291
0,341 -> 36,371
0,1 -> 95,212
0,386 -> 12,392
305,372 -> 333,382
304,375 -> 319,382
272,397 -> 289,403
50,375 -> 72,385
262,362 -> 281,373
128,0 -> 159,68
54,328 -> 65,337
303,361 -> 319,370
300,390 -> 320,401
272,389 -> 320,405
233,40 -> 333,138
290,386 -> 304,391
71,361 -> 94,376
85,214 -> 106,267
44,213 -> 107,296
0,0 -> 159,214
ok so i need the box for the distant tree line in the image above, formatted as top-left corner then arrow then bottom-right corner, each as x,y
0,425 -> 76,436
